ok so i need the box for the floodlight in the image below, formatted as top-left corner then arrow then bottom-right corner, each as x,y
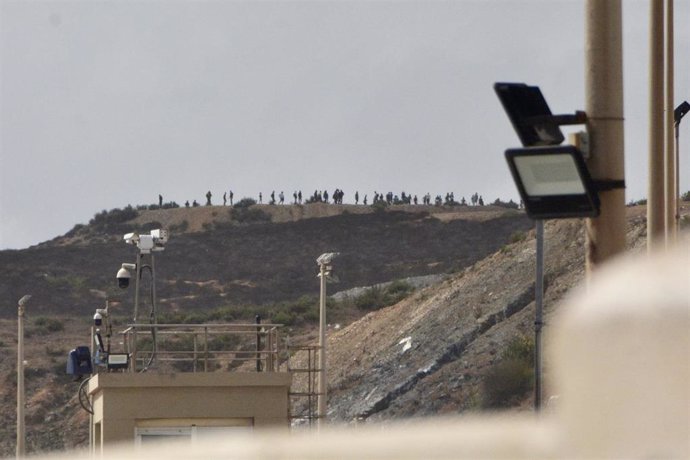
505,145 -> 601,219
107,353 -> 129,369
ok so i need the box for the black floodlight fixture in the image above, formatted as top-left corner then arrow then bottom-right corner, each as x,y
675,101 -> 690,125
505,145 -> 601,219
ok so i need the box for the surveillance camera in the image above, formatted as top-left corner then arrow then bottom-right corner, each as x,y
93,311 -> 103,326
116,267 -> 131,289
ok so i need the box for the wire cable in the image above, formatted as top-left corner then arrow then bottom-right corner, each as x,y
77,375 -> 94,415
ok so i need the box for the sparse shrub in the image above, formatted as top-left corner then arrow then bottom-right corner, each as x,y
481,335 -> 534,409
509,231 -> 527,244
32,317 -> 64,334
233,198 -> 257,209
492,198 -> 520,209
89,205 -> 138,228
481,359 -> 533,408
681,190 -> 690,201
44,274 -> 88,292
65,223 -> 86,238
272,310 -> 295,326
355,281 -> 414,311
208,334 -> 241,351
371,201 -> 388,213
385,280 -> 414,304
355,286 -> 384,310
161,201 -> 180,209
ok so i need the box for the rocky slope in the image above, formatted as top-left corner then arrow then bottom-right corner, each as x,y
291,208 -> 650,422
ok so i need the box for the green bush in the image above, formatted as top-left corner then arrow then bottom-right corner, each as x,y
481,335 -> 535,409
509,231 -> 527,244
355,281 -> 414,311
89,205 -> 139,230
481,359 -> 533,409
233,198 -> 257,209
681,190 -> 690,202
370,201 -> 388,213
32,317 -> 64,333
271,310 -> 295,326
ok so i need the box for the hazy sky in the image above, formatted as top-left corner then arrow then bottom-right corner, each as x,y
1,0 -> 689,249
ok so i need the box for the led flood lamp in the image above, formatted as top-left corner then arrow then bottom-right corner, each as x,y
505,145 -> 600,219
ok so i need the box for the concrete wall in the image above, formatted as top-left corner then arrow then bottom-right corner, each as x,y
89,372 -> 291,447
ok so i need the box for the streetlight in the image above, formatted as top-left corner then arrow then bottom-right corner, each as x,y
17,294 -> 31,459
674,101 -> 689,233
316,252 -> 338,428
495,82 -> 625,411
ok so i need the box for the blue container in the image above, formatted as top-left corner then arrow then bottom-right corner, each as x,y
66,346 -> 93,375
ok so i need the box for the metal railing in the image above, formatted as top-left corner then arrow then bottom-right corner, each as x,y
119,323 -> 284,373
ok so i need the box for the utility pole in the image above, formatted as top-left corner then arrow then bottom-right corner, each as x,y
584,0 -> 626,274
648,0 -> 666,251
665,0 -> 675,244
17,295 -> 31,459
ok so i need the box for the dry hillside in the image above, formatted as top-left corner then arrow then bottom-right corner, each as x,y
292,207 -> 652,422
0,202 -> 686,456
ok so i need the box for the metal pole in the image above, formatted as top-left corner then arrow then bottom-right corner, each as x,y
584,0 -> 627,274
256,315 -> 262,372
534,221 -> 544,412
676,122 -> 681,232
665,0 -> 675,244
16,295 -> 30,459
133,253 -> 142,323
648,0 -> 666,251
317,263 -> 327,428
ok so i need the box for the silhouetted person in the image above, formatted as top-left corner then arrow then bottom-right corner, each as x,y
270,191 -> 275,205
159,194 -> 163,207
185,200 -> 190,207
413,195 -> 418,205
298,190 -> 302,204
355,191 -> 359,204
293,191 -> 298,204
206,190 -> 212,206
229,190 -> 234,206
193,200 -> 199,207
223,192 -> 227,206
279,191 -> 284,204
363,194 -> 368,205
259,192 -> 263,204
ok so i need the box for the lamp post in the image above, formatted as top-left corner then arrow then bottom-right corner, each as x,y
316,252 -> 338,428
674,101 -> 689,234
17,294 -> 31,459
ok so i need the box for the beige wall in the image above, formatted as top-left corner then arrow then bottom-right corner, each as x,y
89,372 -> 291,447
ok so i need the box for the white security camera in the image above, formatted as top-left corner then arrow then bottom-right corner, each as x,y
116,264 -> 135,289
116,267 -> 130,289
93,311 -> 103,326
123,232 -> 139,245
